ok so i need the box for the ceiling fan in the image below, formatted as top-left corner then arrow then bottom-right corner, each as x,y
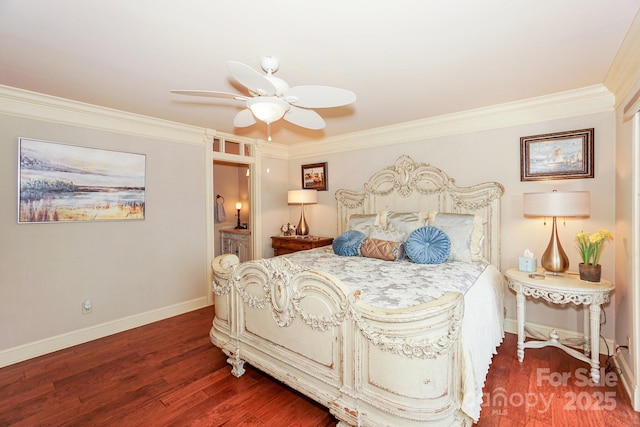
171,56 -> 356,141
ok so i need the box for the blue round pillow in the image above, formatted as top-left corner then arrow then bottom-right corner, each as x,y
405,226 -> 451,264
332,230 -> 366,256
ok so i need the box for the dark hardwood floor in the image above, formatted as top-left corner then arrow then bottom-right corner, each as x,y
1,306 -> 638,426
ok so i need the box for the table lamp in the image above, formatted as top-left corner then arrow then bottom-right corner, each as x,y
287,189 -> 317,236
234,202 -> 242,229
523,190 -> 589,274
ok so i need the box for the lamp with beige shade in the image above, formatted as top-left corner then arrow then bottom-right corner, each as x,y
287,189 -> 317,236
523,190 -> 590,274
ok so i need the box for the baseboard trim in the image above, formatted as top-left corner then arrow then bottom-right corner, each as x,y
0,297 -> 211,368
612,351 -> 640,411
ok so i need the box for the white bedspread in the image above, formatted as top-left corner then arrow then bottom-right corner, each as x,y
283,246 -> 504,422
284,246 -> 488,309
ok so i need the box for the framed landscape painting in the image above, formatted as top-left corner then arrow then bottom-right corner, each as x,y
520,128 -> 594,181
18,138 -> 146,223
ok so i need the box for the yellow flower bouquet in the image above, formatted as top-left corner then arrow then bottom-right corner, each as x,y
575,229 -> 614,266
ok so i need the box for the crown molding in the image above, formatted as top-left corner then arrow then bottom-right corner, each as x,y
288,84 -> 614,159
0,83 -> 613,159
0,84 -> 291,157
0,84 -> 206,145
604,11 -> 640,108
258,141 -> 289,160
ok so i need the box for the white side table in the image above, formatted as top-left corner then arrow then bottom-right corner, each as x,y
505,268 -> 614,384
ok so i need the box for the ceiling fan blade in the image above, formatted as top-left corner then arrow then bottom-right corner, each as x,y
284,106 -> 326,130
170,90 -> 248,101
284,85 -> 356,108
233,109 -> 257,128
226,61 -> 276,96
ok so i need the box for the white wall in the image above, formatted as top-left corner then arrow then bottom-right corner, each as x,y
259,156 -> 290,257
286,112 -> 616,341
0,113 -> 209,365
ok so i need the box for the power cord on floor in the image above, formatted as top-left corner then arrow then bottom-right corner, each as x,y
601,335 -> 622,376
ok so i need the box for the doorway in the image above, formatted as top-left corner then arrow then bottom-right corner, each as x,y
204,133 -> 260,305
213,161 -> 250,255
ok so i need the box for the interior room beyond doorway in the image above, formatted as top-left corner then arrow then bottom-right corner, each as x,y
213,161 -> 250,257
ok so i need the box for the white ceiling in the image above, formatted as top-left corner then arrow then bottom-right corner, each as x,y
1,1 -> 638,145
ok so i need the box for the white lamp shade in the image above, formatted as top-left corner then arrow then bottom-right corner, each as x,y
235,202 -> 242,210
247,96 -> 289,124
523,191 -> 590,217
288,189 -> 317,205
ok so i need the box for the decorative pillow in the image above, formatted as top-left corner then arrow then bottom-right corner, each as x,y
366,226 -> 407,242
360,237 -> 404,261
385,211 -> 429,234
405,226 -> 451,264
347,214 -> 380,232
332,230 -> 366,256
428,212 -> 483,262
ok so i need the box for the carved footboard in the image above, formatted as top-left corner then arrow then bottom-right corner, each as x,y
334,293 -> 470,427
211,254 -> 352,408
210,254 -> 473,427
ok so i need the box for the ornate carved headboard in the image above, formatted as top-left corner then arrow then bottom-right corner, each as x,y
335,155 -> 505,269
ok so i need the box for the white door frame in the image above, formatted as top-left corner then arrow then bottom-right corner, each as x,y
204,133 -> 262,305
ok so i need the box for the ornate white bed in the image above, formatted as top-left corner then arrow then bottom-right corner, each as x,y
210,156 -> 505,426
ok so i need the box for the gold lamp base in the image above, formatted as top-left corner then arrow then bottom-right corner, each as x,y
541,216 -> 569,274
296,205 -> 309,236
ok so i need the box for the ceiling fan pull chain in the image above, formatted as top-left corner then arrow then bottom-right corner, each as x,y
267,122 -> 272,142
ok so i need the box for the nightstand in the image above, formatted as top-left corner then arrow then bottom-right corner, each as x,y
271,236 -> 334,256
505,268 -> 614,383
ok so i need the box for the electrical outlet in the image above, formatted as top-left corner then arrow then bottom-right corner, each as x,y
82,299 -> 93,314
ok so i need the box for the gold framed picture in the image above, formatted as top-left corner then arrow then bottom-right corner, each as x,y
520,128 -> 594,181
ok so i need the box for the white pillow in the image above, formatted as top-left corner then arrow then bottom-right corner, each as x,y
347,213 -> 381,232
385,211 -> 429,234
366,225 -> 407,243
428,212 -> 483,262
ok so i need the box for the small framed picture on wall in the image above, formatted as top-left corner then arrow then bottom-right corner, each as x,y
301,162 -> 328,191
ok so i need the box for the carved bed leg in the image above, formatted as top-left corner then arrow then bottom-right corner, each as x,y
224,348 -> 246,378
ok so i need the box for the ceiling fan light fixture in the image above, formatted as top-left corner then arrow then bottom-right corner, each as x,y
247,96 -> 289,124
172,57 -> 355,139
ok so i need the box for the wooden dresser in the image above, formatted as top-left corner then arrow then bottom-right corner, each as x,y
271,236 -> 334,256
